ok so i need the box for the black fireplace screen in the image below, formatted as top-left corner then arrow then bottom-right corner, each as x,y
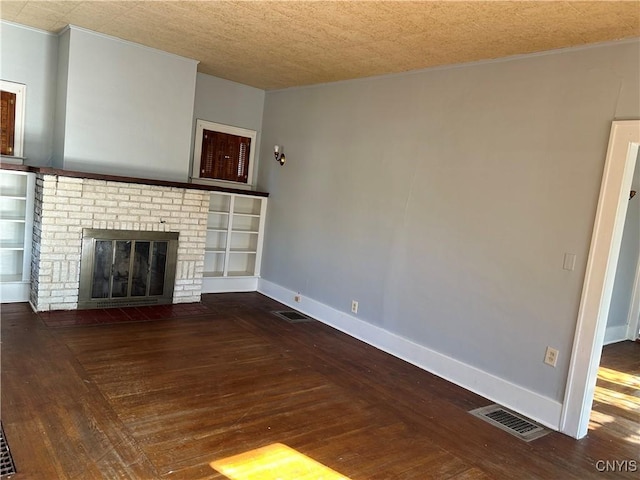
79,230 -> 178,309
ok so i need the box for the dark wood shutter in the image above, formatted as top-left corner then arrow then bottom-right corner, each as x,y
200,130 -> 250,183
1,90 -> 16,156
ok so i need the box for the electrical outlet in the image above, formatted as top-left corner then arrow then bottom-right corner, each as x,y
351,300 -> 358,314
544,346 -> 559,367
294,293 -> 301,303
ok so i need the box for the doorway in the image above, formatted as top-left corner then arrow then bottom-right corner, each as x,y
561,120 -> 640,439
624,253 -> 640,341
604,154 -> 640,344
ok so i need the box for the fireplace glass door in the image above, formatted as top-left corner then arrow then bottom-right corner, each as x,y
79,230 -> 178,309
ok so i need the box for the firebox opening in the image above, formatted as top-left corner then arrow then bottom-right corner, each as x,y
78,229 -> 179,309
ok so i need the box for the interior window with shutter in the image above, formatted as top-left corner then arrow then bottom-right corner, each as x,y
0,81 -> 25,160
192,119 -> 258,188
199,130 -> 251,184
1,90 -> 16,156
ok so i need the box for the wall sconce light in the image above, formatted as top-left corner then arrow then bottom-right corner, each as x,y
274,145 -> 286,166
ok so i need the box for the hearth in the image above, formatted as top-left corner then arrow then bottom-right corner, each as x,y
78,229 -> 178,309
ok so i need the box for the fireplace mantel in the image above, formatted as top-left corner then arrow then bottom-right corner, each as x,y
0,164 -> 269,198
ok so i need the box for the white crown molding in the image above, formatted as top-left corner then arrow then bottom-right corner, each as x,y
62,24 -> 200,67
0,19 -> 57,36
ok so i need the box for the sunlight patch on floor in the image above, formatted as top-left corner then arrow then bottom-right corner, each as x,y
210,443 -> 351,480
597,367 -> 640,389
589,410 -> 640,444
589,410 -> 615,430
590,365 -> 640,442
594,366 -> 639,415
624,433 -> 640,445
593,386 -> 640,413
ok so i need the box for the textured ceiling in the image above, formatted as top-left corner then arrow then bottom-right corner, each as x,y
2,1 -> 639,90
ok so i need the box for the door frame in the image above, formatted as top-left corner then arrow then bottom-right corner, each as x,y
560,120 -> 640,439
625,252 -> 640,340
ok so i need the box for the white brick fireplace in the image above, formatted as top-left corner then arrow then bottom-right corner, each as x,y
30,173 -> 209,311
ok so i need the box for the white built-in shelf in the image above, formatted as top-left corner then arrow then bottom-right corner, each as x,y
204,248 -> 226,253
0,274 -> 24,283
0,169 -> 35,302
0,215 -> 27,222
201,191 -> 267,293
0,242 -> 25,250
0,195 -> 27,201
227,271 -> 255,277
203,271 -> 224,278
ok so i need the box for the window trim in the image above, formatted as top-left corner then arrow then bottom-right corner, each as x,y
191,119 -> 257,190
1,80 -> 26,159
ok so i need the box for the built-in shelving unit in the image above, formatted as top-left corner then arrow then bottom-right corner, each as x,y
0,169 -> 35,302
202,192 -> 267,292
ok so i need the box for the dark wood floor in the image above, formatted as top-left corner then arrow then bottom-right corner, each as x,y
1,293 -> 638,479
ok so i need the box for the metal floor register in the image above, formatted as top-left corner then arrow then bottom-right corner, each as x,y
0,422 -> 16,477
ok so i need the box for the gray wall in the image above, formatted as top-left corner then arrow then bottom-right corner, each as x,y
191,73 -> 265,181
257,40 -> 640,403
0,21 -> 58,166
55,26 -> 198,181
606,152 -> 640,330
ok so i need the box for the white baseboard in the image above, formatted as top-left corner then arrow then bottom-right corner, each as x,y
258,279 -> 563,431
603,324 -> 629,345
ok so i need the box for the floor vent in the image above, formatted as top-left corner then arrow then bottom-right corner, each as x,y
469,404 -> 550,442
0,422 -> 17,477
272,310 -> 314,323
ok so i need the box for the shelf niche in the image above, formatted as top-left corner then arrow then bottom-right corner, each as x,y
202,192 -> 267,292
0,169 -> 35,302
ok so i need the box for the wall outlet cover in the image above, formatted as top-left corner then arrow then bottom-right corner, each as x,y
544,347 -> 559,367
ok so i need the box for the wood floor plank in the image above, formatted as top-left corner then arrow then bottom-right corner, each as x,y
1,303 -> 160,479
1,295 -> 638,479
